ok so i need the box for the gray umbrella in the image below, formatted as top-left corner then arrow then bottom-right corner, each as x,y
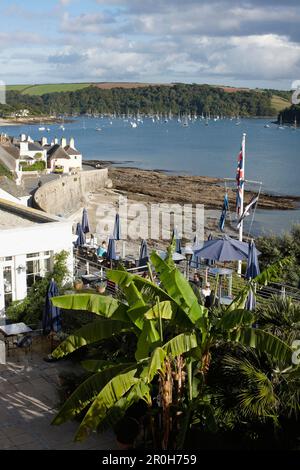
193,235 -> 251,262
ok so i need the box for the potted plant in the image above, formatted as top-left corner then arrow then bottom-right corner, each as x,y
95,280 -> 106,294
73,278 -> 83,291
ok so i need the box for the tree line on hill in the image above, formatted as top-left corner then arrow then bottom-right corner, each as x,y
278,104 -> 300,125
0,84 -> 283,117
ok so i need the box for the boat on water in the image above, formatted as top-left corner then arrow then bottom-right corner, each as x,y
264,124 -> 270,128
130,122 -> 137,128
96,127 -> 102,131
235,121 -> 241,126
38,127 -> 46,131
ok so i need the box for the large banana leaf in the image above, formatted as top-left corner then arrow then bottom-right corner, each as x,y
109,268 -> 194,329
163,332 -> 198,357
230,327 -> 293,367
144,301 -> 174,320
52,319 -> 134,359
51,293 -> 129,321
75,367 -> 139,441
106,270 -> 146,306
141,347 -> 166,383
151,251 -> 208,328
226,287 -> 250,312
135,320 -> 161,361
215,309 -> 254,332
52,362 -> 134,425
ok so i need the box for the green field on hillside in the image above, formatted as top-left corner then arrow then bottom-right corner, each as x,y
271,94 -> 291,112
7,83 -> 92,95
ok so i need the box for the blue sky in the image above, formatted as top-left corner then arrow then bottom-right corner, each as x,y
0,0 -> 300,89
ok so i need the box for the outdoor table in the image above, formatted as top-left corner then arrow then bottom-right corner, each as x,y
219,296 -> 233,306
81,274 -> 102,284
0,322 -> 33,356
208,267 -> 233,304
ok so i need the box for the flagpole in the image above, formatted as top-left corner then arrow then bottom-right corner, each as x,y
237,132 -> 246,274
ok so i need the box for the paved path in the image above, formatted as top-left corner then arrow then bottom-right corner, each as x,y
0,349 -> 116,450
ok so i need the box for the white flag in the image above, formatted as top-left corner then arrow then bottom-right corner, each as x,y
237,195 -> 259,229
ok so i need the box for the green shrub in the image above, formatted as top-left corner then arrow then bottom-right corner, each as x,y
20,160 -> 46,171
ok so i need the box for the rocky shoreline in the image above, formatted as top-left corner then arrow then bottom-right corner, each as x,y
84,161 -> 299,211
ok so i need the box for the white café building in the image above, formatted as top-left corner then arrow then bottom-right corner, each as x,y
0,197 -> 73,316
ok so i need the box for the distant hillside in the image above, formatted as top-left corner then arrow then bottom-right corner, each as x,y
6,83 -> 91,95
271,95 -> 291,113
1,82 -> 292,118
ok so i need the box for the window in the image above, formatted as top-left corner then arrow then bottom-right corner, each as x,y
26,251 -> 52,288
3,266 -> 13,308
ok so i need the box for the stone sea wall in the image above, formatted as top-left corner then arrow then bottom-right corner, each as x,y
33,169 -> 110,216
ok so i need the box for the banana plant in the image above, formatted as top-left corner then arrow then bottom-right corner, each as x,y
50,242 -> 294,448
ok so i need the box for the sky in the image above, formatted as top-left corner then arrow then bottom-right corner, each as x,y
0,0 -> 300,89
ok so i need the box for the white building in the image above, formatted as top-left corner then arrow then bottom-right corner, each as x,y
0,197 -> 73,316
46,137 -> 82,174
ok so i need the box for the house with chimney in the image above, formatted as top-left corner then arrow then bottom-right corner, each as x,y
45,137 -> 82,174
0,133 -> 82,176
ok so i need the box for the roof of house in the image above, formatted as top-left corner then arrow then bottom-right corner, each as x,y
0,143 -> 19,159
64,145 -> 81,156
0,176 -> 29,198
47,144 -> 70,160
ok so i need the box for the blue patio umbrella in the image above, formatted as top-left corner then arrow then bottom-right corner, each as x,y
43,279 -> 61,335
139,239 -> 149,266
113,213 -> 122,240
193,235 -> 250,262
81,208 -> 90,234
107,238 -> 117,261
245,239 -> 260,311
75,222 -> 85,247
172,228 -> 182,254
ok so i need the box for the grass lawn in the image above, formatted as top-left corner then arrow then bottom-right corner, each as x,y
271,94 -> 291,113
20,83 -> 92,95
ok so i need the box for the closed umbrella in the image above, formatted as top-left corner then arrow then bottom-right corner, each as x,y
172,228 -> 182,254
245,239 -> 260,279
43,279 -> 61,335
193,235 -> 251,262
245,239 -> 260,311
75,222 -> 85,247
107,238 -> 117,261
191,234 -> 202,268
113,213 -> 121,240
206,233 -> 214,266
81,208 -> 90,234
139,239 -> 149,266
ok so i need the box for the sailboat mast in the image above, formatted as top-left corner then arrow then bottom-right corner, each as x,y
237,132 -> 246,275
